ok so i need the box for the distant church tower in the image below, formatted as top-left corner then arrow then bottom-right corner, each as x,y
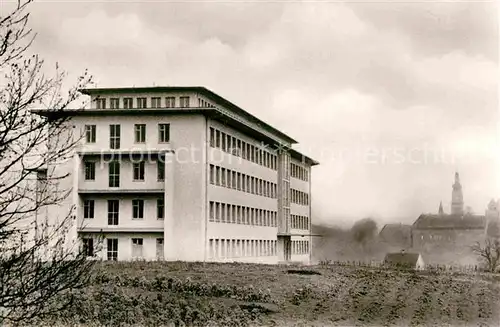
438,201 -> 444,215
451,172 -> 464,215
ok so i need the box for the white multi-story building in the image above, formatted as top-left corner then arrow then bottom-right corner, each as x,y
33,87 -> 318,264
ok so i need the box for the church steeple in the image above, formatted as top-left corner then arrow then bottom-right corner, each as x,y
439,201 -> 444,215
451,172 -> 464,215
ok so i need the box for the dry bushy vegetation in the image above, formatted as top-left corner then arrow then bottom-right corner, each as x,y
24,261 -> 500,327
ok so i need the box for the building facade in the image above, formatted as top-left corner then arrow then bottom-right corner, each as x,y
411,172 -> 494,265
33,87 -> 318,264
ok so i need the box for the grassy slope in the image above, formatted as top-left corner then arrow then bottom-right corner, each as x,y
42,262 -> 500,327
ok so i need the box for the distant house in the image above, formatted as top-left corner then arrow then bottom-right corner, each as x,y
384,251 -> 425,270
379,223 -> 412,249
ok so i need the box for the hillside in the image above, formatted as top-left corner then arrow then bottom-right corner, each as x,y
31,261 -> 500,327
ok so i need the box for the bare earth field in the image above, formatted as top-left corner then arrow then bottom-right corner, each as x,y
37,262 -> 500,327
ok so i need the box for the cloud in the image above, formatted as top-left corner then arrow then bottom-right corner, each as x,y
23,1 -> 499,224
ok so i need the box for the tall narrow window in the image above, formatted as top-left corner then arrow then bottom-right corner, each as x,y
107,200 -> 119,225
165,97 -> 175,108
209,128 -> 215,147
108,161 -> 120,187
157,160 -> 165,181
158,124 -> 170,143
209,202 -> 215,222
209,165 -> 214,184
83,200 -> 94,219
133,161 -> 145,181
215,130 -> 221,148
82,238 -> 94,257
123,98 -> 133,109
180,96 -> 190,108
156,238 -> 164,260
85,125 -> 96,143
109,124 -> 120,149
157,198 -> 164,219
96,98 -> 106,109
137,97 -> 147,108
132,199 -> 144,219
110,98 -> 120,109
151,97 -> 161,108
84,161 -> 95,180
134,124 -> 146,143
131,238 -> 143,259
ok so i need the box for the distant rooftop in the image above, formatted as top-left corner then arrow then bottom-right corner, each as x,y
384,252 -> 421,266
413,214 -> 486,230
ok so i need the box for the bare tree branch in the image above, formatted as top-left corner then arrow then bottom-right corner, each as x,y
0,1 -> 99,324
471,238 -> 500,273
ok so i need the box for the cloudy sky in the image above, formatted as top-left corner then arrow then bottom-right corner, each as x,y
19,0 -> 499,226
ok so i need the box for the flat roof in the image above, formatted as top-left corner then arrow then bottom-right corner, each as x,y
79,86 -> 298,144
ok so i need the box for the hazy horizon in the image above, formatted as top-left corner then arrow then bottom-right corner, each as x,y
18,0 -> 499,226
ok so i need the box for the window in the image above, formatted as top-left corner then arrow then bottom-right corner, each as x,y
210,128 -> 215,147
158,124 -> 170,143
137,97 -> 147,108
110,98 -> 120,109
157,160 -> 165,181
132,199 -> 144,219
124,98 -> 133,109
151,97 -> 161,108
133,162 -> 145,181
82,238 -> 94,257
109,124 -> 120,149
107,200 -> 119,225
96,98 -> 106,109
134,124 -> 146,143
209,202 -> 215,222
84,161 -> 95,180
131,238 -> 143,259
156,238 -> 164,260
83,200 -> 94,219
107,239 -> 118,261
180,96 -> 190,108
157,198 -> 164,219
209,165 -> 215,184
85,125 -> 96,143
165,97 -> 175,108
108,161 -> 120,187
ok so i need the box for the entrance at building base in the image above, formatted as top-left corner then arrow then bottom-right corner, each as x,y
277,235 -> 291,262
